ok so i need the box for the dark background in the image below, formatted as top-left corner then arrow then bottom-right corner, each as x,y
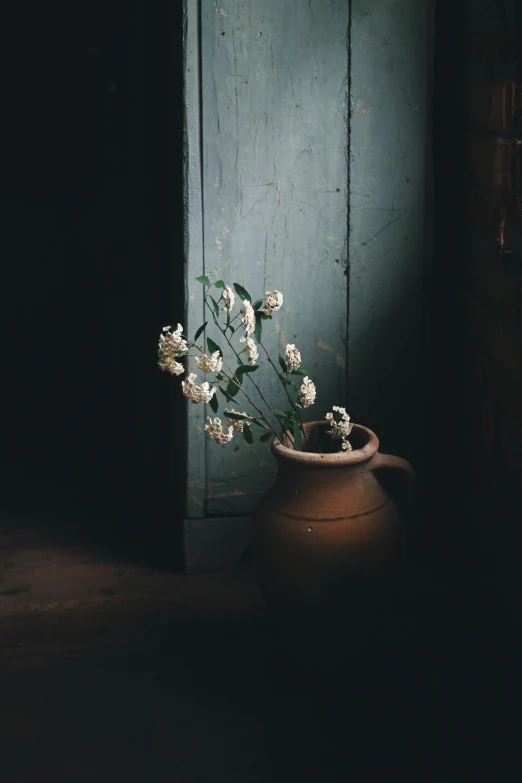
1,1 -> 185,564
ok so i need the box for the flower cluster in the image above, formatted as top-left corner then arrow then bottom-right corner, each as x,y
205,417 -> 234,444
182,373 -> 216,404
225,409 -> 253,433
263,290 -> 283,316
159,278 -> 353,454
285,343 -> 301,372
298,376 -> 316,408
246,337 -> 258,366
158,324 -> 188,375
222,285 -> 235,312
195,351 -> 223,373
325,406 -> 353,451
240,301 -> 256,342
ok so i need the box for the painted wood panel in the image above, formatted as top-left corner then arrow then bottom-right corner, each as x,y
184,0 -> 207,517
199,0 -> 349,516
348,0 -> 432,462
183,0 -> 432,569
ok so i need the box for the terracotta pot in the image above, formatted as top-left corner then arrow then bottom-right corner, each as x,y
251,421 -> 415,618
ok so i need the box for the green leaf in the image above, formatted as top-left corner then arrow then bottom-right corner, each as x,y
226,381 -> 240,398
194,322 -> 207,343
272,409 -> 288,418
290,368 -> 308,376
214,280 -> 225,289
292,417 -> 302,451
209,395 -> 219,413
251,418 -> 269,429
279,356 -> 287,372
207,337 -> 222,356
219,385 -> 235,403
260,432 -> 272,442
216,373 -> 224,381
252,300 -> 264,310
254,313 -> 263,343
258,312 -> 272,321
236,365 -> 259,374
243,424 -> 253,444
209,296 -> 220,318
196,275 -> 210,285
233,283 -> 251,302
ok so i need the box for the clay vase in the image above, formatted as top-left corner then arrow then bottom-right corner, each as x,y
251,421 -> 415,619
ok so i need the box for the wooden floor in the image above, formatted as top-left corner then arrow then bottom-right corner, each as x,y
0,508 -> 520,782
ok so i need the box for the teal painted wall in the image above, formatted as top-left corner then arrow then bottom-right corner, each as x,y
348,0 -> 433,464
184,0 -> 433,530
185,0 -> 349,519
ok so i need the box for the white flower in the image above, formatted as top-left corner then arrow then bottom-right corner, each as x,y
195,351 -> 223,373
285,343 -> 301,372
182,373 -> 216,404
225,409 -> 253,433
239,300 -> 256,342
263,290 -> 283,315
162,324 -> 187,352
160,357 -> 185,376
298,376 -> 316,408
325,406 -> 353,451
246,337 -> 258,366
205,417 -> 234,444
158,324 -> 188,374
222,285 -> 235,312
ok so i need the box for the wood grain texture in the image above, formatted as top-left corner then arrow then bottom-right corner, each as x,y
184,0 -> 207,517
348,0 -> 432,462
199,0 -> 349,515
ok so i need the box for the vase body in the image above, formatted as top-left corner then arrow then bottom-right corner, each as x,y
251,423 -> 414,617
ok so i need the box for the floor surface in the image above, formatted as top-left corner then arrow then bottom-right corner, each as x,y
0,509 -> 519,782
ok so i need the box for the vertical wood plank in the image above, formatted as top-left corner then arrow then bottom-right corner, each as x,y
200,0 -> 349,516
348,0 -> 432,462
184,0 -> 207,517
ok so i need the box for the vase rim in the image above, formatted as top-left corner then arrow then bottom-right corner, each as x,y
271,421 -> 379,466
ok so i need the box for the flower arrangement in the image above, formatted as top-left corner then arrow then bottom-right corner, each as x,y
158,277 -> 353,452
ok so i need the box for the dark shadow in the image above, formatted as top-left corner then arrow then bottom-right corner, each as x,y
1,595 -> 519,782
1,1 -> 185,569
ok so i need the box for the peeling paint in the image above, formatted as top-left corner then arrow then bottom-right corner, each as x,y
318,342 -> 335,352
355,100 -> 371,114
220,8 -> 227,19
212,489 -> 247,499
336,353 -> 346,369
192,0 -> 348,517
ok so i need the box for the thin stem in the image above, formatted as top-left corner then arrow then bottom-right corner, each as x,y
259,341 -> 306,440
190,334 -> 280,441
225,310 -> 242,331
204,298 -> 282,435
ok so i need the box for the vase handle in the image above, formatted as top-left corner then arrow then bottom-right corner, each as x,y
370,452 -> 416,526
